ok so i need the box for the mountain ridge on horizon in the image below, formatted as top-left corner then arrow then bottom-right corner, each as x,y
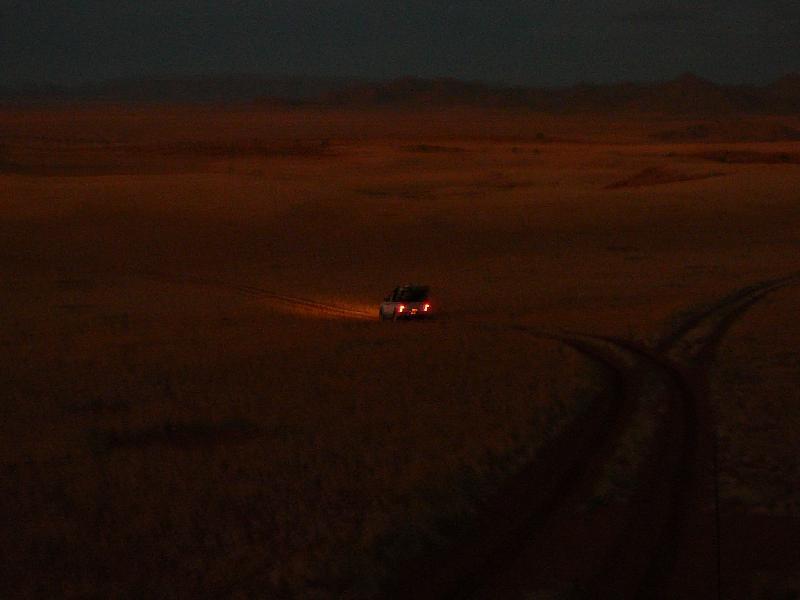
3,72 -> 800,114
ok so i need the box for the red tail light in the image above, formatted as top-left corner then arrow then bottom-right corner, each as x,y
423,304 -> 430,312
398,305 -> 406,313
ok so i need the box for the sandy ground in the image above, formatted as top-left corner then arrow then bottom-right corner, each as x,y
1,106 -> 799,597
711,287 -> 800,599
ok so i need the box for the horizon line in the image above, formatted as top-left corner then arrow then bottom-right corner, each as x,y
4,70 -> 800,91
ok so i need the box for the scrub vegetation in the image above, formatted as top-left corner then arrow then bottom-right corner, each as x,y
1,106 -> 799,596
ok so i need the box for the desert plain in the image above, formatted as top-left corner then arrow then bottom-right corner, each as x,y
1,105 -> 799,598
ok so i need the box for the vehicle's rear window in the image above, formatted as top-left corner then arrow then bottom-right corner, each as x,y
394,287 -> 429,301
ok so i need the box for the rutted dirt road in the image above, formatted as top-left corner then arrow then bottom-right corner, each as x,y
397,274 -> 800,599
138,270 -> 799,598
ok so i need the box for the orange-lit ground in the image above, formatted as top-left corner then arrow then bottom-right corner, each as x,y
1,106 -> 799,597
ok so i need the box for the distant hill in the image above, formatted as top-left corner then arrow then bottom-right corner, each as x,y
0,76 -> 366,105
320,77 -> 511,107
3,73 -> 800,114
324,73 -> 800,114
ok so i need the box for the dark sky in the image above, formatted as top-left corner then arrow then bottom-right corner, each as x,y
2,1 -> 800,87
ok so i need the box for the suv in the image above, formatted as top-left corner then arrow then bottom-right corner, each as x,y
379,284 -> 433,321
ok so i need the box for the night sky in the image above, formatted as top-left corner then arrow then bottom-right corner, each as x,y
2,1 -> 800,87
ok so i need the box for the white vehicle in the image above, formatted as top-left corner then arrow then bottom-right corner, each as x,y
379,284 -> 434,321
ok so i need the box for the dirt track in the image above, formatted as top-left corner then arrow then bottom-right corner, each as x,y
139,270 -> 799,598
424,274 -> 800,599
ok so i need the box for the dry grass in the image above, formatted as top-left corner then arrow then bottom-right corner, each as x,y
2,105 -> 800,596
712,287 -> 800,516
709,287 -> 800,596
0,267 -> 598,598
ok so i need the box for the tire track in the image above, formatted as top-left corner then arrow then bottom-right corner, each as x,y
136,268 -> 800,597
434,326 -> 693,598
390,273 -> 800,599
656,273 -> 800,354
386,331 -> 638,600
132,270 -> 656,597
523,275 -> 799,599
